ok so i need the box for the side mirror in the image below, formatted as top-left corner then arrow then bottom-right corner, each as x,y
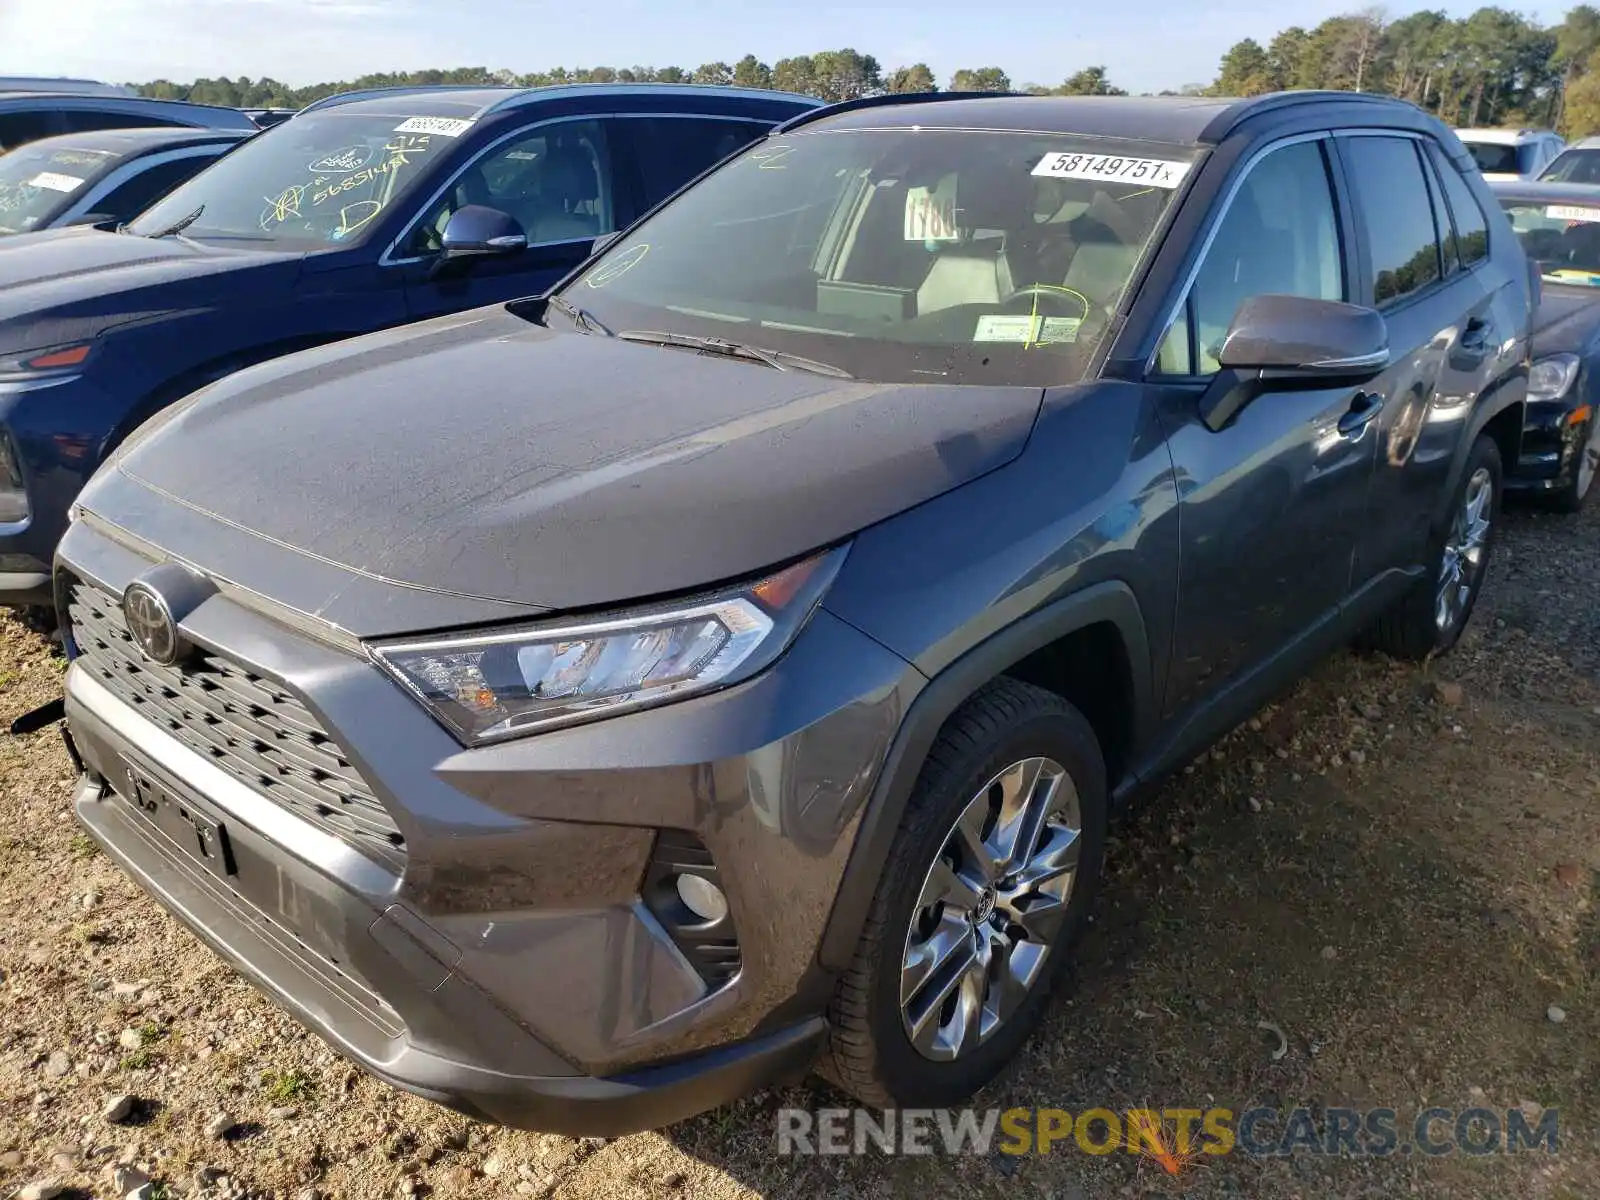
1217,294 -> 1389,375
1202,294 -> 1389,431
433,205 -> 527,277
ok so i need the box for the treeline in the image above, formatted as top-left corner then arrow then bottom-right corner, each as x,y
1213,6 -> 1600,133
128,6 -> 1600,137
130,52 -> 1122,112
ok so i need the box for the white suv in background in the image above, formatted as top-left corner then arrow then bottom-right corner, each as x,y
1454,127 -> 1566,181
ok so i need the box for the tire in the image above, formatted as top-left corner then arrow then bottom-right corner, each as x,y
819,677 -> 1107,1108
1365,434 -> 1501,660
1548,415 -> 1600,514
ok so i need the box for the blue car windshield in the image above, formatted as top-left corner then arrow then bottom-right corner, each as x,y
126,110 -> 461,245
0,141 -> 121,234
563,127 -> 1195,386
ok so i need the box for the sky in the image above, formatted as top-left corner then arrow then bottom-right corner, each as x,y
0,0 -> 1582,96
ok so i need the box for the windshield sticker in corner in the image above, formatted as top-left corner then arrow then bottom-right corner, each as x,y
393,116 -> 473,138
1546,204 -> 1600,224
974,314 -> 1082,344
1031,153 -> 1191,188
28,172 -> 85,193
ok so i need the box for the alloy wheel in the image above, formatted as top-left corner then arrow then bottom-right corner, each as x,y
1436,465 -> 1493,633
899,756 -> 1081,1062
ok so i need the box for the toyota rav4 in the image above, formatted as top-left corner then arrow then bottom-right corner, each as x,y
56,90 -> 1530,1134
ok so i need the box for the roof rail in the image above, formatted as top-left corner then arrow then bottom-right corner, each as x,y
298,83 -> 519,114
773,89 -> 1014,134
1200,88 -> 1417,142
483,82 -> 822,116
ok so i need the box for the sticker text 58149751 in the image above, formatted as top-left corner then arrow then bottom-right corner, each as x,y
1031,153 -> 1191,188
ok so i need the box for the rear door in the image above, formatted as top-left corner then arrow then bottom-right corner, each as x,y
613,115 -> 773,211
1335,133 -> 1512,589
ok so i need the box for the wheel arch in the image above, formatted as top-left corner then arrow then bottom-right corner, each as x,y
816,580 -> 1153,972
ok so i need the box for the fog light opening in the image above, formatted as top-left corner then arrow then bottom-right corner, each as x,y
674,872 -> 729,924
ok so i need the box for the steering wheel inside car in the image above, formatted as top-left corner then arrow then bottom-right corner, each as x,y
997,284 -> 1099,343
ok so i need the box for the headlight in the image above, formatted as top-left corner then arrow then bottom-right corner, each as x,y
0,342 -> 94,382
1528,353 -> 1580,401
371,547 -> 848,744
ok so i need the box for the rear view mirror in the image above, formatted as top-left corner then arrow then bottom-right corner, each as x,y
1201,295 -> 1389,432
433,205 -> 527,277
1217,294 -> 1389,376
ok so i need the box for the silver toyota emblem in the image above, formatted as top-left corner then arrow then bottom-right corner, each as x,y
123,581 -> 183,666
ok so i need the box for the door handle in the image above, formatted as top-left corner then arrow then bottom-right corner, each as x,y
1337,392 -> 1384,439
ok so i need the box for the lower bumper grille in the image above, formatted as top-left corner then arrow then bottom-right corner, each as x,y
66,581 -> 405,870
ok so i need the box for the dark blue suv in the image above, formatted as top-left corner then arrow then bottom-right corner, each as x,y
0,83 -> 816,604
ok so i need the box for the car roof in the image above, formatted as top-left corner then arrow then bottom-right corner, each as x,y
1557,136 -> 1600,151
781,90 -> 1435,147
16,126 -> 252,155
1488,179 -> 1600,204
1454,127 -> 1555,143
0,77 -> 133,97
0,93 -> 257,128
299,82 -> 819,119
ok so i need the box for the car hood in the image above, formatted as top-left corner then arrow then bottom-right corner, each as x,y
1530,281 -> 1600,357
0,225 -> 298,337
92,306 -> 1044,634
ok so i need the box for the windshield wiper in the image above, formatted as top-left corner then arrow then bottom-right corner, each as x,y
617,330 -> 852,378
144,204 -> 204,239
547,294 -> 614,337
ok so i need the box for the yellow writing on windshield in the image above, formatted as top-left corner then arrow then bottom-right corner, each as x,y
259,133 -> 434,236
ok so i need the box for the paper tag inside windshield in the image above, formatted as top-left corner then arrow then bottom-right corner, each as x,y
904,179 -> 960,240
28,171 -> 84,192
974,315 -> 1082,343
1031,153 -> 1190,188
393,116 -> 472,137
1546,203 -> 1600,224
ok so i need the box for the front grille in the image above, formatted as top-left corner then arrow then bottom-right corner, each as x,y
67,581 -> 406,870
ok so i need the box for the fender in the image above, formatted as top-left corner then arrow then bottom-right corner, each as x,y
1433,367 -> 1524,534
815,580 -> 1152,972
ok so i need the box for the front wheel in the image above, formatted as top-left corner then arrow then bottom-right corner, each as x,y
820,678 -> 1107,1107
1365,434 -> 1501,660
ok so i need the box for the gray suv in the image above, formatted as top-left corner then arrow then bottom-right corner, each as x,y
55,90 -> 1530,1133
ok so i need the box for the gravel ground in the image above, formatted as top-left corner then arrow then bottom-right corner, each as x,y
0,498 -> 1595,1200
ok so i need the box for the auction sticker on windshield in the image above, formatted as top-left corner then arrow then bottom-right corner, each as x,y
1546,203 -> 1600,224
974,314 -> 1082,343
28,172 -> 84,193
1031,153 -> 1190,188
394,116 -> 473,138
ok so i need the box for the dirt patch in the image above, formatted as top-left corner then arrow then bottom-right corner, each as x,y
0,502 -> 1595,1200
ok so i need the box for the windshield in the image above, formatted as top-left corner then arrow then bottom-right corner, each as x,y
561,128 -> 1196,386
1463,141 -> 1521,175
1501,198 -> 1600,285
0,142 -> 121,234
126,110 -> 459,245
1540,149 -> 1600,184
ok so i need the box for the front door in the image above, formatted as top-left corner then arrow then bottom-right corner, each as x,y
1148,136 -> 1378,722
401,117 -> 620,319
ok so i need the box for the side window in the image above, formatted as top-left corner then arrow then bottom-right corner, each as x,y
1426,143 -> 1490,269
58,109 -> 181,133
1178,139 -> 1344,376
1343,137 -> 1442,308
0,110 -> 61,153
405,118 -> 615,256
1420,151 -> 1458,278
625,117 -> 768,206
96,156 -> 214,221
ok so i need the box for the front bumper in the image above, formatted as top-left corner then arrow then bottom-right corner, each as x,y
58,517 -> 916,1131
1504,397 -> 1589,491
0,373 -> 120,604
